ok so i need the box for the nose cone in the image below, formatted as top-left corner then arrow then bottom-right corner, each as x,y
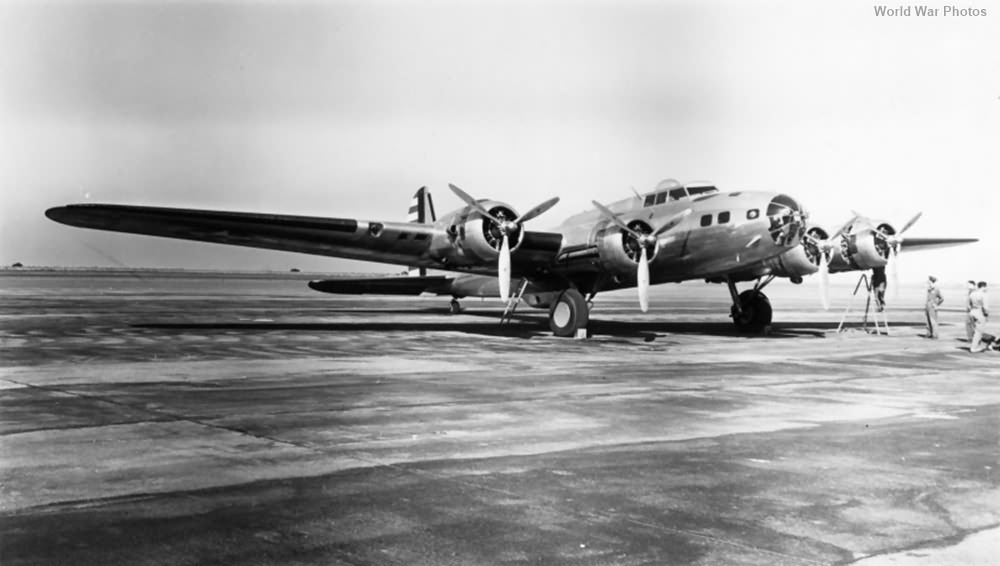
766,194 -> 802,216
766,194 -> 805,247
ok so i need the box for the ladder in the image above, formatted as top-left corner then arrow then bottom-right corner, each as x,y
837,273 -> 889,335
500,279 -> 529,325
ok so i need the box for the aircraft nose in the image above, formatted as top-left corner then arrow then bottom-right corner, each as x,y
765,194 -> 805,247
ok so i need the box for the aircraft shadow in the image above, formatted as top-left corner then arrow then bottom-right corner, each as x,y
133,321 -> 549,339
133,315 -> 922,340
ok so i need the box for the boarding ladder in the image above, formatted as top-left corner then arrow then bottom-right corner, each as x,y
837,273 -> 889,335
500,279 -> 529,325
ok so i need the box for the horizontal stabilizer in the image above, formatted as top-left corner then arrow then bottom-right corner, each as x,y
308,275 -> 454,295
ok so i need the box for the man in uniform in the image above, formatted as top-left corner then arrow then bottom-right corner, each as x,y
966,280 -> 977,342
969,281 -> 990,353
871,267 -> 887,312
924,275 -> 944,339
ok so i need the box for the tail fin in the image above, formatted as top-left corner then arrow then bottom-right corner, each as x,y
407,187 -> 436,277
408,186 -> 436,223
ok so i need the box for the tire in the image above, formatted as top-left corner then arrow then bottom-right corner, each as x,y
731,290 -> 772,333
548,289 -> 589,337
449,299 -> 461,314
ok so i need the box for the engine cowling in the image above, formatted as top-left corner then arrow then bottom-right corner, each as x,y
594,219 -> 658,277
830,221 -> 894,271
765,226 -> 828,278
443,201 -> 522,264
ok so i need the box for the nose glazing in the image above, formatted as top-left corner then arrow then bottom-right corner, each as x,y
766,194 -> 805,246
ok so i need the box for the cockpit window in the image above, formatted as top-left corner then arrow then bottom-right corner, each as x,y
686,185 -> 719,197
642,183 -> 719,206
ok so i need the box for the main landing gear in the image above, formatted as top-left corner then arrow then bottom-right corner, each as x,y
548,288 -> 589,337
727,276 -> 774,333
449,290 -> 589,338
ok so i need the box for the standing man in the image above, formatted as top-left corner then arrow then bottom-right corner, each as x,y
871,267 -> 887,312
969,281 -> 990,353
966,280 -> 977,342
925,275 -> 944,339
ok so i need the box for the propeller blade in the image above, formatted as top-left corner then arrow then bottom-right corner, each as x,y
591,200 -> 642,239
498,233 -> 511,300
830,216 -> 858,240
898,211 -> 922,235
658,234 -> 679,246
449,183 -> 503,225
448,183 -> 480,207
652,208 -> 693,237
819,253 -> 831,311
515,196 -> 560,226
889,248 -> 900,300
638,245 -> 649,312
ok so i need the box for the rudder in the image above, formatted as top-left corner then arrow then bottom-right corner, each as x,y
407,187 -> 436,277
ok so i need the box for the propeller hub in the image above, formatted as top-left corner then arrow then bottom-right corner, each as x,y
481,206 -> 522,251
621,220 -> 656,263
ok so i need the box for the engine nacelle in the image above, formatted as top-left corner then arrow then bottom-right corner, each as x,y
830,221 -> 894,271
763,226 -> 827,279
593,219 -> 657,277
438,200 -> 521,264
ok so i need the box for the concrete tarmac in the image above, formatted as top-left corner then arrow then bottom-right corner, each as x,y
1,273 -> 997,565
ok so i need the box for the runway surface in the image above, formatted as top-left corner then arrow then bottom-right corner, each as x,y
1,272 -> 998,565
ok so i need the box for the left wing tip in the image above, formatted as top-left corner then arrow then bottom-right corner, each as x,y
45,206 -> 70,222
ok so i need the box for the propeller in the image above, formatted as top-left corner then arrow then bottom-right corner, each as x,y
852,210 -> 922,300
885,212 -> 922,299
448,184 -> 560,301
638,245 -> 650,312
804,216 -> 856,311
591,200 -> 692,312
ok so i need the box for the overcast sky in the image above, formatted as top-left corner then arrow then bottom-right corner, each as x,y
1,0 -> 997,282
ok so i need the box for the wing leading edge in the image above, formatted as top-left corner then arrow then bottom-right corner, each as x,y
898,237 -> 979,252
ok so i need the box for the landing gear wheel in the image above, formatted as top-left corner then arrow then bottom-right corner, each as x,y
731,290 -> 772,333
549,289 -> 589,337
449,298 -> 461,314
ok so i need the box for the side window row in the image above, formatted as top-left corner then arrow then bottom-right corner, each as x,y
700,209 -> 759,227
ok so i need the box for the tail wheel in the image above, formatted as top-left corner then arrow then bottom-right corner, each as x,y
731,290 -> 772,333
549,289 -> 589,337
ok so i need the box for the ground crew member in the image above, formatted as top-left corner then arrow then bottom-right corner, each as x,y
969,281 -> 990,353
871,267 -> 887,312
966,280 -> 977,342
924,275 -> 944,339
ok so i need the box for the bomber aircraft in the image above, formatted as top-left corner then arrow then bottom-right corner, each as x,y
46,180 -> 976,337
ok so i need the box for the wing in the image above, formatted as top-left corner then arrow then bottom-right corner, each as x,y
900,237 -> 979,252
45,203 -> 443,267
